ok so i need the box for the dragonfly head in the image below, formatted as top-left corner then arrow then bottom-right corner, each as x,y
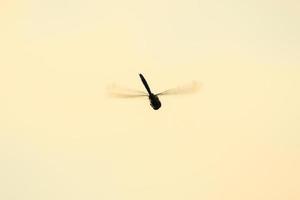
149,93 -> 161,110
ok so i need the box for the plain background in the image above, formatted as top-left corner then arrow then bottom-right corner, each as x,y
1,0 -> 300,199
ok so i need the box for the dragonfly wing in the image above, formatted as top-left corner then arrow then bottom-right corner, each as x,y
107,83 -> 148,98
156,81 -> 201,96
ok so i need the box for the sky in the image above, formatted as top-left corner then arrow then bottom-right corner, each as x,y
0,0 -> 300,199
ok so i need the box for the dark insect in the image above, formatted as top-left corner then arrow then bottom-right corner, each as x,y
108,73 -> 200,110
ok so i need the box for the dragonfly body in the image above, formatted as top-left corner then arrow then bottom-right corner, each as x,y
139,74 -> 161,110
108,74 -> 199,110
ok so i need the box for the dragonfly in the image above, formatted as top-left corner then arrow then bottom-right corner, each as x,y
108,73 -> 200,110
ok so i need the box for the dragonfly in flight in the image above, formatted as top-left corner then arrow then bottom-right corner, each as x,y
108,73 -> 200,110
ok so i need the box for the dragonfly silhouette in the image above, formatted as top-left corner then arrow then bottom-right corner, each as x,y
108,73 -> 199,110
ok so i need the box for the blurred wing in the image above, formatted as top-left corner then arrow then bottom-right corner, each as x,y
107,83 -> 148,98
156,81 -> 201,96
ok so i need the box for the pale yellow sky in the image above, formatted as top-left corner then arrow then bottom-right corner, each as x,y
1,0 -> 300,200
